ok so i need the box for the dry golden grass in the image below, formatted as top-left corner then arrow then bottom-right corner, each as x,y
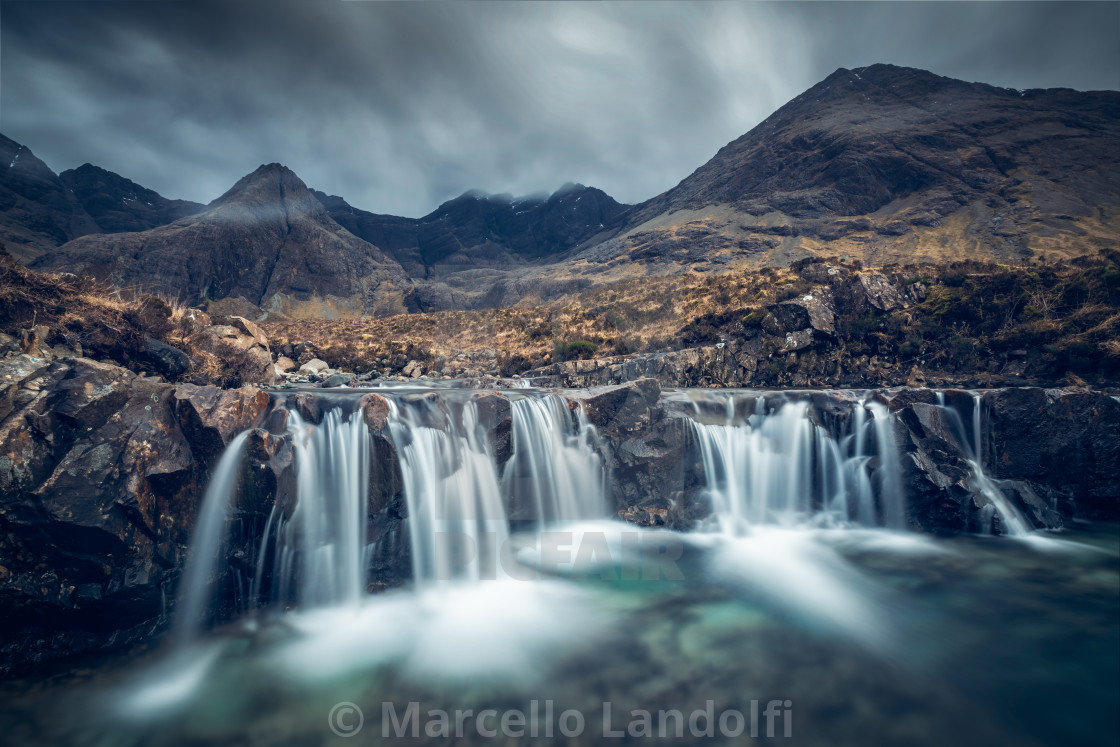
261,265 -> 806,374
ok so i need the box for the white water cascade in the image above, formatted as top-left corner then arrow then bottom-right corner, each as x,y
269,408 -> 372,607
690,395 -> 906,534
173,431 -> 251,644
934,393 -> 1030,536
503,394 -> 607,523
386,396 -> 511,585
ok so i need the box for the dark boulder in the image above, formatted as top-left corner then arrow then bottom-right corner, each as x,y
138,337 -> 190,377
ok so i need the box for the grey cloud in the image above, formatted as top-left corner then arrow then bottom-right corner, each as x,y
1,0 -> 1116,218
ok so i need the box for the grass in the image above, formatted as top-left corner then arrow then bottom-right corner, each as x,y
263,250 -> 1120,385
5,237 -> 1118,387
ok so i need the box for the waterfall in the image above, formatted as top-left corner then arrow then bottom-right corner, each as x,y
503,394 -> 607,523
174,431 -> 251,644
934,393 -> 1029,536
386,396 -> 510,585
690,395 -> 906,534
270,408 -> 371,608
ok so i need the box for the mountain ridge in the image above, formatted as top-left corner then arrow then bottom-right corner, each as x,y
32,162 -> 412,317
9,63 -> 1120,317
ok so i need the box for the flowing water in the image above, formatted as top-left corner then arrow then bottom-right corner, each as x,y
934,392 -> 1031,535
1,387 -> 1116,747
687,394 -> 905,532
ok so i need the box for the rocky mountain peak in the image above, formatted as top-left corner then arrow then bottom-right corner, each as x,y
59,162 -> 204,234
211,162 -> 316,212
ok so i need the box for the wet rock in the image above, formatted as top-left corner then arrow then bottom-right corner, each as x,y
0,356 -> 273,676
173,385 -> 270,451
571,378 -> 661,436
358,393 -> 391,434
985,388 -> 1120,521
321,373 -> 352,388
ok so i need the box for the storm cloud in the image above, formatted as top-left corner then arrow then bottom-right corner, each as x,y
1,0 -> 1117,217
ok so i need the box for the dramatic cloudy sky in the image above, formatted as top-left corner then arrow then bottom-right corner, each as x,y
1,1 -> 1117,217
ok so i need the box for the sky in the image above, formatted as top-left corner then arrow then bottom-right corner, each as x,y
1,1 -> 1117,218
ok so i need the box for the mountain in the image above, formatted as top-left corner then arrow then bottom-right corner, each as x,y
16,65 -> 1120,317
33,164 -> 412,317
59,163 -> 205,233
0,136 -> 207,263
579,64 -> 1120,269
0,134 -> 99,263
313,183 -> 627,279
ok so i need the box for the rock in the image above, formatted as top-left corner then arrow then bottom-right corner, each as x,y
799,262 -> 849,284
763,292 -> 835,336
18,325 -> 52,358
243,347 -> 277,385
183,308 -> 211,330
781,329 -> 815,351
138,337 -> 190,377
857,273 -> 907,312
229,316 -> 269,349
571,378 -> 661,436
0,356 -> 272,675
173,385 -> 271,447
298,358 -> 329,375
276,356 -> 296,372
321,373 -> 352,388
359,393 -> 391,432
192,325 -> 258,353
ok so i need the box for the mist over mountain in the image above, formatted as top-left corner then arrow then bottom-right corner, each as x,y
314,183 -> 627,278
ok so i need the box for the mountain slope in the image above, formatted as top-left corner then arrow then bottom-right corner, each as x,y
33,164 -> 412,317
0,134 -> 100,263
313,183 -> 627,279
59,163 -> 205,234
577,64 -> 1120,270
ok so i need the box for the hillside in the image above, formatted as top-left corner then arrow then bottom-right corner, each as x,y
7,64 -> 1120,317
574,64 -> 1120,273
32,164 -> 412,317
0,134 -> 99,263
59,163 -> 205,234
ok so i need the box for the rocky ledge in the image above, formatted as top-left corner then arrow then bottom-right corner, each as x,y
1,353 -> 1117,678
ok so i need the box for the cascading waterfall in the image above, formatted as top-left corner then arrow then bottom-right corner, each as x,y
503,394 -> 607,523
385,396 -> 511,585
690,394 -> 906,534
175,389 -> 617,634
173,431 -> 251,644
268,408 -> 371,608
934,393 -> 1029,535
